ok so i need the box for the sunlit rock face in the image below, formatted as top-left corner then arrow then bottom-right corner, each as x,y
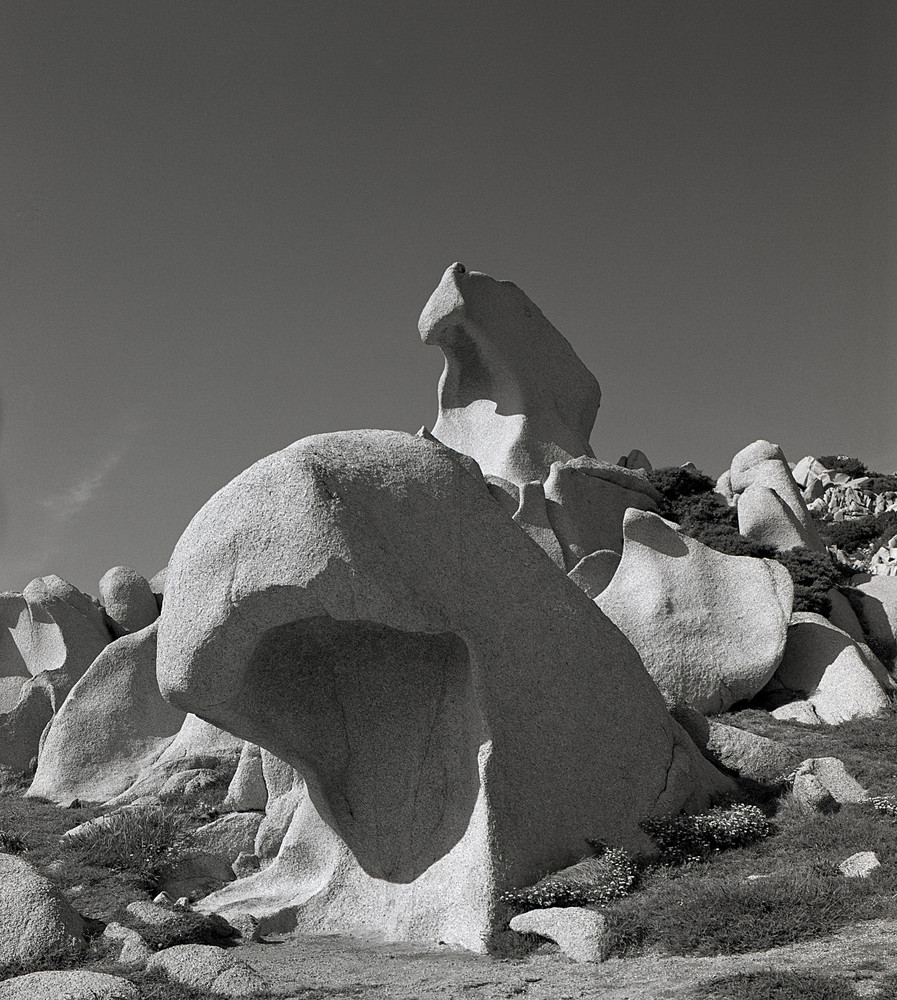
726,439 -> 824,552
157,428 -> 731,952
595,509 -> 794,714
419,262 -> 601,488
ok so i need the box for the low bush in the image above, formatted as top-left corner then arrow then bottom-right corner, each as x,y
61,804 -> 192,889
817,456 -> 870,479
501,845 -> 638,909
0,829 -> 27,854
641,803 -> 771,865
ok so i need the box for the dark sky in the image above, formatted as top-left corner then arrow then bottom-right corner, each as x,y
2,1 -> 894,595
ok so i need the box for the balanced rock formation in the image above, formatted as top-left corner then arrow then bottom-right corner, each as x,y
594,509 -> 793,713
0,576 -> 111,771
28,622 -> 186,804
728,440 -> 823,552
157,428 -> 731,951
419,262 -> 601,487
763,614 -> 893,725
99,566 -> 159,637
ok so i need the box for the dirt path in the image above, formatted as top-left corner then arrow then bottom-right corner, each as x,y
228,918 -> 897,999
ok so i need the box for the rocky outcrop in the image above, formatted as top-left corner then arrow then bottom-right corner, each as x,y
728,440 -> 823,552
157,428 -> 731,951
594,509 -> 793,713
99,566 -> 159,636
848,574 -> 897,669
0,970 -> 138,999
0,855 -> 85,975
763,614 -> 893,725
28,622 -> 186,804
0,576 -> 111,771
419,262 -> 601,487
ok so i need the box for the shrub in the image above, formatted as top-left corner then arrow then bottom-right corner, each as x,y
818,456 -> 870,479
61,804 -> 192,889
501,845 -> 638,909
773,548 -> 845,615
641,803 -> 771,865
646,466 -> 718,504
0,830 -> 27,854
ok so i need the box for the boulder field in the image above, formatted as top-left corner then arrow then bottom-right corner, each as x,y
5,263 -> 893,954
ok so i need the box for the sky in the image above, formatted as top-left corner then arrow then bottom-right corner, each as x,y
1,1 -> 895,597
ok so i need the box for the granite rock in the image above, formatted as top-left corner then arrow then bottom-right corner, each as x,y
594,509 -> 792,713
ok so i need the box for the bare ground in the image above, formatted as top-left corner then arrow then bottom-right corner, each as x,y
225,917 -> 897,999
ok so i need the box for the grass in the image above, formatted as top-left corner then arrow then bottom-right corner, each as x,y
690,970 -> 897,999
598,708 -> 897,959
61,803 -> 193,891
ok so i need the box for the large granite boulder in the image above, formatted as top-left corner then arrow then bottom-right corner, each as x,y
28,622 -> 186,804
0,855 -> 85,975
0,576 -> 111,771
728,440 -> 823,552
848,574 -> 897,670
0,970 -> 138,999
99,566 -> 159,636
419,262 -> 601,487
764,614 -> 893,725
594,509 -> 793,713
157,428 -> 731,951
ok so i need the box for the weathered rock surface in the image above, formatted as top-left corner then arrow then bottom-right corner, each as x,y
728,440 -> 823,552
766,614 -> 892,725
510,906 -> 610,962
104,713 -> 243,808
0,854 -> 85,974
146,944 -> 269,996
839,851 -> 880,878
419,262 -> 601,487
193,812 -> 264,864
618,448 -> 652,472
594,509 -> 793,713
0,970 -> 138,999
100,921 -> 153,967
221,741 -> 268,813
158,428 -> 731,951
793,757 -> 869,806
848,574 -> 897,670
671,707 -> 799,785
28,622 -> 186,803
99,565 -> 159,636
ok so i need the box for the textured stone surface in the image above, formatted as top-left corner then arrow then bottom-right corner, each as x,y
728,440 -> 823,552
147,944 -> 268,995
672,707 -> 799,785
849,574 -> 897,669
0,854 -> 85,973
510,906 -> 609,962
158,428 -> 731,951
100,921 -> 153,967
792,771 -> 838,812
794,757 -> 868,805
104,713 -> 243,807
99,566 -> 159,636
0,576 -> 110,770
541,458 -> 660,565
826,588 -> 865,641
768,614 -> 892,725
839,851 -> 881,878
419,262 -> 601,487
0,970 -> 138,999
222,742 -> 268,813
618,448 -> 652,472
194,812 -> 264,863
594,509 -> 792,713
28,622 -> 186,803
